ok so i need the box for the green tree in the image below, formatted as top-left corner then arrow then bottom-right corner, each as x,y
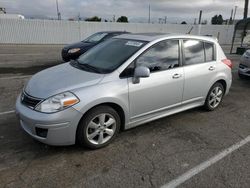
217,15 -> 223,24
117,16 -> 128,23
85,16 -> 101,22
211,14 -> 224,25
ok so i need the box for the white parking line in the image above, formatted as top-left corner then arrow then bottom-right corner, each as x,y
161,135 -> 250,188
0,110 -> 15,116
0,75 -> 31,80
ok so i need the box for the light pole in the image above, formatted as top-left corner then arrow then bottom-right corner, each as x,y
148,4 -> 151,23
198,10 -> 202,24
244,0 -> 249,19
233,6 -> 237,22
56,0 -> 61,20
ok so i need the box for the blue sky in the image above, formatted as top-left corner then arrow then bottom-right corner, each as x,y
0,0 -> 247,23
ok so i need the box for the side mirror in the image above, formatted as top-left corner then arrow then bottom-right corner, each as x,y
132,66 -> 150,84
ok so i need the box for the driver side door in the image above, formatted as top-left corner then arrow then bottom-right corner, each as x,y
128,39 -> 184,120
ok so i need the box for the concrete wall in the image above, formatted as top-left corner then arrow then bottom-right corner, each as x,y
0,19 -> 234,45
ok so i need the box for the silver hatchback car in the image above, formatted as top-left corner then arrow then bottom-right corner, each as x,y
16,33 -> 232,149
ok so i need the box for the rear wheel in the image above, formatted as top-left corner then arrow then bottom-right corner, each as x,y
204,82 -> 224,111
76,105 -> 120,149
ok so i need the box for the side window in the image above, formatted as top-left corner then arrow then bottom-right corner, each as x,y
183,40 -> 205,65
204,42 -> 215,62
136,40 -> 179,72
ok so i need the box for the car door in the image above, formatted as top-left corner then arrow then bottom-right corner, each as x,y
127,39 -> 184,119
182,39 -> 217,102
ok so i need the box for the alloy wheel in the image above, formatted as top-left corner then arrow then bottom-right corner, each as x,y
208,86 -> 223,109
86,113 -> 116,145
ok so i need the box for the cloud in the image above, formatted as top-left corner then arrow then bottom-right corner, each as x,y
0,0 -> 247,23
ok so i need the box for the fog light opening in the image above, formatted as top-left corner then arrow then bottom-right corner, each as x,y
35,127 -> 48,138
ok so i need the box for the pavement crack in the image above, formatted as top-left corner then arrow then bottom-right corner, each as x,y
135,148 -> 157,188
17,152 -> 39,186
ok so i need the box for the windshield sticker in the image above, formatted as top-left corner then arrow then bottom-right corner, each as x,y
125,41 -> 143,47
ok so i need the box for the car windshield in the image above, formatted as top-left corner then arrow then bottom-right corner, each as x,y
77,38 -> 146,73
84,33 -> 108,43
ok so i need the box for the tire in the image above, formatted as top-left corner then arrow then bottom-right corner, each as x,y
204,82 -> 225,111
76,105 -> 121,149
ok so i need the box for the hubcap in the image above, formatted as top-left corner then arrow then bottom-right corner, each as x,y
86,113 -> 116,145
208,86 -> 223,108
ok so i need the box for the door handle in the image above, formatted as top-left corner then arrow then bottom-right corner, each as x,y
208,66 -> 215,71
172,73 -> 182,79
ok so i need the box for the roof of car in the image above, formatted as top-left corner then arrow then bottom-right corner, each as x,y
115,33 -> 217,43
98,31 -> 129,34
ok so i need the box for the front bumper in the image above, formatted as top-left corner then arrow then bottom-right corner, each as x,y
15,95 -> 83,146
238,67 -> 250,77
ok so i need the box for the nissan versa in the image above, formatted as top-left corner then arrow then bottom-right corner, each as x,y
16,33 -> 232,149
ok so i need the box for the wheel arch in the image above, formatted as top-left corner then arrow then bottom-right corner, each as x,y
215,79 -> 227,94
76,101 -> 128,133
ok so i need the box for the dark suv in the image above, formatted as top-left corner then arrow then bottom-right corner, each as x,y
61,31 -> 129,61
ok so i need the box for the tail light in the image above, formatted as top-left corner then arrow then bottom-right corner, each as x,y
222,59 -> 232,69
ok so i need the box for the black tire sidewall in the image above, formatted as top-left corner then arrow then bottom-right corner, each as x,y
76,105 -> 121,149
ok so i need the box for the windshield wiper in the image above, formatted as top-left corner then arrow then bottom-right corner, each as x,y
74,60 -> 102,73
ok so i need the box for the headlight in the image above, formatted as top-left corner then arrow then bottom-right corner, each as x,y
35,92 -> 79,113
68,48 -> 80,53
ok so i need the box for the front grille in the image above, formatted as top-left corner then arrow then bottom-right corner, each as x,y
239,63 -> 248,69
21,92 -> 42,109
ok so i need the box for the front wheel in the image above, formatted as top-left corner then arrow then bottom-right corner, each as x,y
76,106 -> 121,149
204,82 -> 224,111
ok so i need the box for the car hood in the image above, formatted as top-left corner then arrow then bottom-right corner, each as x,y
25,63 -> 104,99
63,41 -> 95,50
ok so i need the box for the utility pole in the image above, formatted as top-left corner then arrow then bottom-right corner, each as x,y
164,16 -> 167,24
194,18 -> 197,25
78,12 -> 81,21
148,4 -> 151,23
56,0 -> 61,20
228,8 -> 233,25
244,0 -> 249,19
198,10 -> 202,24
233,6 -> 237,22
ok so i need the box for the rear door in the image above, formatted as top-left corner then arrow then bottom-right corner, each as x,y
182,39 -> 217,102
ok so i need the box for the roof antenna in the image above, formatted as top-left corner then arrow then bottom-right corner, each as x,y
186,26 -> 193,34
